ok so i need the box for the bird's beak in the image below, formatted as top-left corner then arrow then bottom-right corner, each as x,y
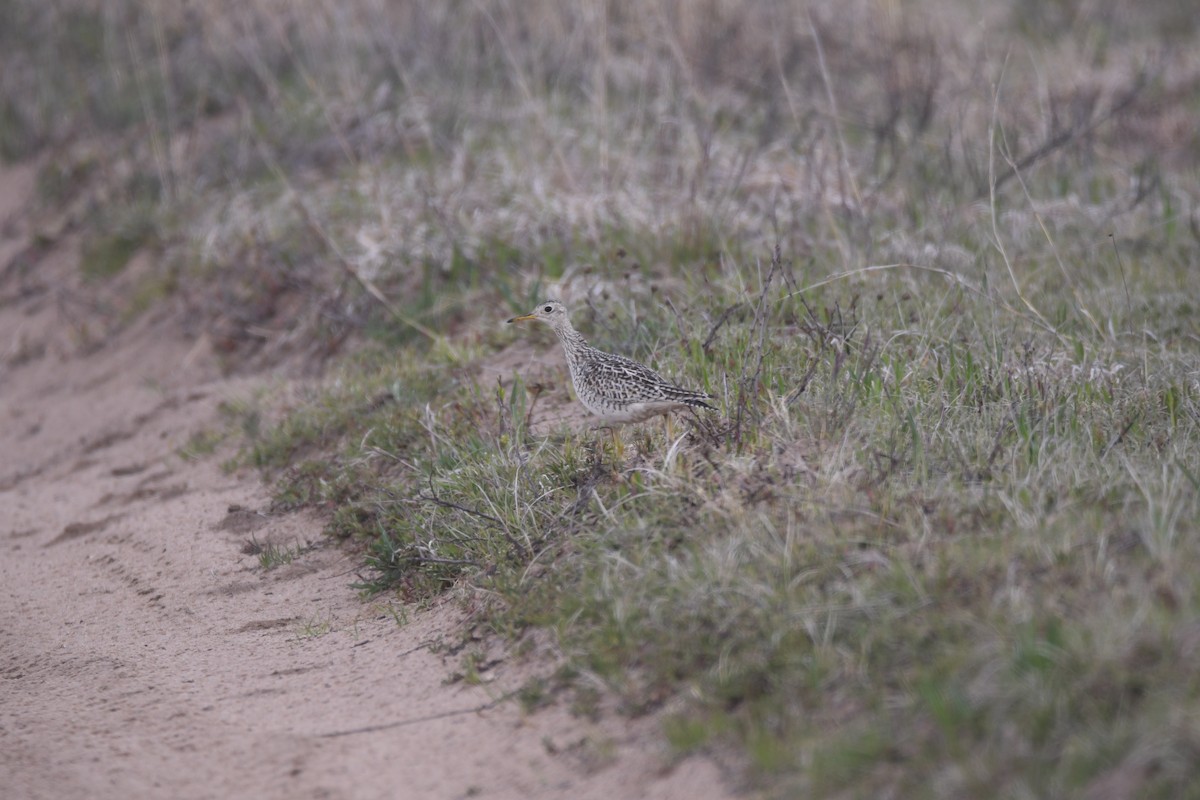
507,313 -> 536,324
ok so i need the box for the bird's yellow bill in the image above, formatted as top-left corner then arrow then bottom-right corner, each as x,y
507,313 -> 536,323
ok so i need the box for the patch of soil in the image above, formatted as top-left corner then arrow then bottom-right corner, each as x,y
480,339 -> 598,435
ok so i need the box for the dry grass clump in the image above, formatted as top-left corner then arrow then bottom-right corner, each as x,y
7,0 -> 1196,362
5,0 -> 1200,795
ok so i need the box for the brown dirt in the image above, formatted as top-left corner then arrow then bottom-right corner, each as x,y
479,339 -> 596,436
0,164 -> 735,800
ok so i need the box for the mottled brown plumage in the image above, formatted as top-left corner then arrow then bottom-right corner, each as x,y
507,300 -> 715,425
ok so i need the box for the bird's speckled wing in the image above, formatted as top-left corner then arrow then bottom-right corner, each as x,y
574,349 -> 713,407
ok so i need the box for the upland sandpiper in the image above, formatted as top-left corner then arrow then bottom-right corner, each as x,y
507,300 -> 715,428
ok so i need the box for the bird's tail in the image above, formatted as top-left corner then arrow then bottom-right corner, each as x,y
665,386 -> 716,410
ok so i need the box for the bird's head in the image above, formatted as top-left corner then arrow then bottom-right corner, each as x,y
507,300 -> 569,326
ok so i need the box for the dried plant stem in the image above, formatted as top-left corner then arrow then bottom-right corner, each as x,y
988,55 -> 1057,338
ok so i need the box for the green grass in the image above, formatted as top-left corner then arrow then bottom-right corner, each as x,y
241,535 -> 314,570
258,540 -> 306,570
295,613 -> 333,639
237,246 -> 1200,796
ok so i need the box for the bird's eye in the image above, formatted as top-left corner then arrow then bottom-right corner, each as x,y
544,306 -> 553,313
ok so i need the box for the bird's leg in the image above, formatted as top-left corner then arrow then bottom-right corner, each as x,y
610,425 -> 625,462
590,424 -> 623,464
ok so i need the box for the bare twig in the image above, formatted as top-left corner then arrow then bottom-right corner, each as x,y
785,355 -> 821,407
1110,233 -> 1133,324
494,378 -> 512,441
987,56 -> 1057,337
405,556 -> 480,567
420,474 -> 504,529
319,695 -> 510,738
702,302 -> 744,352
1100,414 -> 1139,459
978,67 -> 1153,200
523,384 -> 544,432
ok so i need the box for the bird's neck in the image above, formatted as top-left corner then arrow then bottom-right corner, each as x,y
551,321 -> 589,355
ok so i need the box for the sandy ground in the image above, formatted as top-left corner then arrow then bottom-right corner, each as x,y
0,164 -> 735,800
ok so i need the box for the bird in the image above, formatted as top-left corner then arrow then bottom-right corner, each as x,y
507,300 -> 715,427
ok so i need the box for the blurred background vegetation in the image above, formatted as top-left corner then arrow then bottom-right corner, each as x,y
4,0 -> 1196,363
